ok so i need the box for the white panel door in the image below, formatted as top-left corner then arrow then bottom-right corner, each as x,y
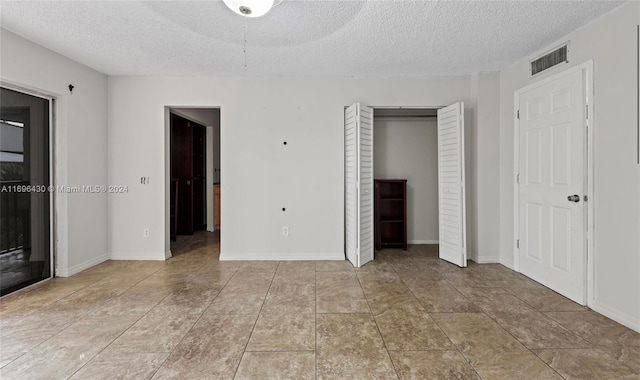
344,103 -> 374,268
359,105 -> 374,267
518,70 -> 586,304
345,104 -> 359,267
437,102 -> 467,267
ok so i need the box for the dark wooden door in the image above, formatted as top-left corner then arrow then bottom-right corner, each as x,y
170,113 -> 194,235
192,124 -> 206,231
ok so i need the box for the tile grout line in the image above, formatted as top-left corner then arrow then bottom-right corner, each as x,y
243,349 -> 316,353
65,310 -> 153,379
147,259 -> 242,379
231,262 -> 279,379
499,290 -> 594,350
464,277 -> 593,350
381,265 -> 410,379
1,278 -> 93,326
6,240 -> 637,379
448,281 -> 567,379
0,266 -> 120,328
66,267 -> 183,379
403,260 -> 502,379
426,311 -> 485,380
3,267 -> 160,375
354,266 -> 400,380
399,267 -> 484,379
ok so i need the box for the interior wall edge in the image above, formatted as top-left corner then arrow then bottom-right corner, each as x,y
56,254 -> 109,278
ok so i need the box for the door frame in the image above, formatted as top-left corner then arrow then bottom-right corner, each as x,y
512,60 -> 595,307
0,81 -> 56,280
371,105 -> 444,247
164,106 -> 221,258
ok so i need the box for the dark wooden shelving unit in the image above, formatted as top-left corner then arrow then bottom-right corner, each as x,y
375,179 -> 407,250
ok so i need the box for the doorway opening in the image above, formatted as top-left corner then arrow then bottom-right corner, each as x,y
166,107 -> 220,257
0,87 -> 53,296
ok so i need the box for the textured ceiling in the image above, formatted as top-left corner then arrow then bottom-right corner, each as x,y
0,0 -> 623,77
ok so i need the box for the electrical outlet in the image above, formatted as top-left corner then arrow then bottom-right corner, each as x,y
282,226 -> 289,237
143,228 -> 150,238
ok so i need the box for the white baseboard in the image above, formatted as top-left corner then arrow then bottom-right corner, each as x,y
57,253 -> 109,277
469,254 -> 500,264
499,257 -> 516,270
109,252 -> 168,261
592,300 -> 640,333
165,250 -> 172,259
408,240 -> 439,244
219,252 -> 345,261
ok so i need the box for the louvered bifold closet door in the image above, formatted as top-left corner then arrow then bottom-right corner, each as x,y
345,104 -> 359,266
358,105 -> 374,267
437,102 -> 467,267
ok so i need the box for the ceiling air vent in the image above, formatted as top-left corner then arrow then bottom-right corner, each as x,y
531,44 -> 568,76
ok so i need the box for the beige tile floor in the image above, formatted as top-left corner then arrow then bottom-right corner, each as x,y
1,231 -> 639,379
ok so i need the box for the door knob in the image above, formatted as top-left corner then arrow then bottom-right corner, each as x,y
567,194 -> 580,202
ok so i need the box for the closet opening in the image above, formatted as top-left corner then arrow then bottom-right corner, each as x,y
345,103 -> 466,268
373,108 -> 439,254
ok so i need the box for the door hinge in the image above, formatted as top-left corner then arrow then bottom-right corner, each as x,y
516,174 -> 520,184
586,104 -> 589,119
517,110 -> 520,119
516,239 -> 520,249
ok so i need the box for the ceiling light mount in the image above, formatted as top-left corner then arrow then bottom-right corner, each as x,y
223,0 -> 276,18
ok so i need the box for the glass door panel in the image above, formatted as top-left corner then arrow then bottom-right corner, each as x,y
1,87 -> 51,295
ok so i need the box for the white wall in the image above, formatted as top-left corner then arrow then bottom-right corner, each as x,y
374,117 -> 438,243
474,72 -> 501,263
498,2 -> 640,331
171,108 -> 219,128
0,29 -> 109,276
107,76 -> 474,260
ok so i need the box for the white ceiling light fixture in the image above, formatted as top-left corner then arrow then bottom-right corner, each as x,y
223,0 -> 275,17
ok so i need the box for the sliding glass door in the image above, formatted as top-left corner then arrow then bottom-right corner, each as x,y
0,87 -> 51,295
